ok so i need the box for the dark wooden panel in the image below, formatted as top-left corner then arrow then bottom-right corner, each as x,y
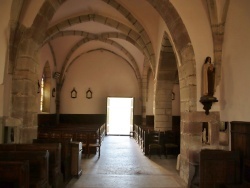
231,121 -> 250,159
133,115 -> 142,125
0,160 -> 29,188
172,116 -> 180,132
146,115 -> 154,125
38,114 -> 57,126
200,149 -> 241,188
38,114 -> 107,126
59,114 -> 106,124
231,121 -> 250,185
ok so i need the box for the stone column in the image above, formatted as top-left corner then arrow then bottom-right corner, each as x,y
154,79 -> 173,131
141,60 -> 150,126
11,38 -> 39,143
154,52 -> 176,131
180,111 -> 220,184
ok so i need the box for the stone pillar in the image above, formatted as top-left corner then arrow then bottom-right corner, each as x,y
180,111 -> 220,184
154,51 -> 176,131
11,38 -> 39,143
154,80 -> 173,131
141,60 -> 150,126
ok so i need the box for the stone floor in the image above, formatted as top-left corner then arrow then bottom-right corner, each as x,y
66,136 -> 187,188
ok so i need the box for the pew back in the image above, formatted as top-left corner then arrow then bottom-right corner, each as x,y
0,160 -> 29,188
0,150 -> 49,188
0,143 -> 63,188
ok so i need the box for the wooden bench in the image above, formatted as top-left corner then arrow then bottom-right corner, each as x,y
33,138 -> 82,181
0,143 -> 63,188
37,123 -> 105,156
0,150 -> 49,188
0,160 -> 29,188
132,124 -> 155,155
37,123 -> 105,143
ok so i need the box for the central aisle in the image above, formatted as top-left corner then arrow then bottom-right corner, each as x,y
66,136 -> 186,188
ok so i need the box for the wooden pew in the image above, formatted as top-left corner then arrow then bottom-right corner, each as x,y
0,150 -> 49,188
0,160 -> 29,188
33,138 -> 82,181
37,123 -> 105,155
37,123 -> 106,142
0,143 -> 63,188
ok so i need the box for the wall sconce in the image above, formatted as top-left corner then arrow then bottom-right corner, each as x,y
86,88 -> 92,99
172,92 -> 175,100
52,88 -> 56,97
71,87 -> 77,98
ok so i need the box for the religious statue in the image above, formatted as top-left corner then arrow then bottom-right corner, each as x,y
200,56 -> 218,115
202,56 -> 215,97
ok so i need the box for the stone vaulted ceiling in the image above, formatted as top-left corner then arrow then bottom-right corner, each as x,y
42,0 -> 162,81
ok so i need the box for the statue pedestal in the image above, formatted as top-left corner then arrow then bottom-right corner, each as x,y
199,96 -> 218,115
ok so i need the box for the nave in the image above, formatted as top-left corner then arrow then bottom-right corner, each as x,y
66,136 -> 187,188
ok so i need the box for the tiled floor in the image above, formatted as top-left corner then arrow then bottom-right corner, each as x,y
66,136 -> 187,188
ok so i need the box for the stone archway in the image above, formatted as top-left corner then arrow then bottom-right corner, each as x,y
146,1 -> 221,184
7,1 -> 60,143
154,32 -> 178,131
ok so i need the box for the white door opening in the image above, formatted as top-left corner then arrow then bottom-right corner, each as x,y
106,97 -> 133,135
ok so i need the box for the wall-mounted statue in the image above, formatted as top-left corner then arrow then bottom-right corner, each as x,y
200,56 -> 218,115
202,56 -> 216,97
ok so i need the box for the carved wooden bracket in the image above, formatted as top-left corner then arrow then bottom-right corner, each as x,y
200,96 -> 218,115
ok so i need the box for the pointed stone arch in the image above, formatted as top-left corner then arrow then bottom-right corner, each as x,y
154,32 -> 178,131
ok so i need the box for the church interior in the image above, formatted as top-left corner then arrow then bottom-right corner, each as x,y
0,0 -> 250,187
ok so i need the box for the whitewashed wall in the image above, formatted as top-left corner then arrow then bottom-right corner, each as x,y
60,50 -> 141,115
220,0 -> 250,121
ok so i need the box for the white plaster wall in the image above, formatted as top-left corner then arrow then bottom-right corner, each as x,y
220,0 -> 250,121
60,50 -> 141,115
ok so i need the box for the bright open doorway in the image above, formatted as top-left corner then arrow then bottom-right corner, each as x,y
106,97 -> 133,135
